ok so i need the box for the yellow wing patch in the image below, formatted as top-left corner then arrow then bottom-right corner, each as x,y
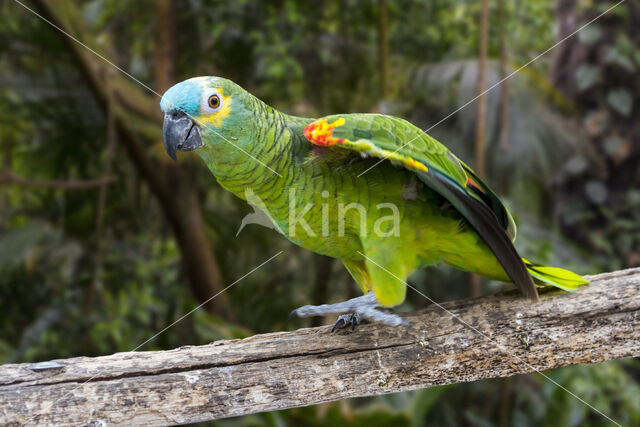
345,139 -> 429,173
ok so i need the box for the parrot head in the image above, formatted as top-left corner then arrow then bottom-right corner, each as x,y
160,76 -> 250,161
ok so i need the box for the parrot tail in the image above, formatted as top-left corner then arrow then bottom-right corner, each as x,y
523,259 -> 589,292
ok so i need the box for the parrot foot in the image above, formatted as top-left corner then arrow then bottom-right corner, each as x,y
331,313 -> 362,332
289,292 -> 410,329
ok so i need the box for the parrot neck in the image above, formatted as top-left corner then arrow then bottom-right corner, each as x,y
197,102 -> 313,204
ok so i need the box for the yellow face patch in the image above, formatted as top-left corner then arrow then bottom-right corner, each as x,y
196,86 -> 233,128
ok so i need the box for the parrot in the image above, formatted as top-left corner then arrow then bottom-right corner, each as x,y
160,76 -> 588,329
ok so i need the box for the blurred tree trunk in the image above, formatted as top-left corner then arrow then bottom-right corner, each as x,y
91,69 -> 116,297
32,0 -> 234,321
474,0 -> 489,178
151,0 -> 233,319
497,0 -> 510,151
153,0 -> 176,94
378,0 -> 389,100
497,0 -> 512,402
498,377 -> 512,427
550,0 -> 579,94
471,0 -> 490,298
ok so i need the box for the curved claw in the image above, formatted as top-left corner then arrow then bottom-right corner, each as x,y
331,313 -> 362,332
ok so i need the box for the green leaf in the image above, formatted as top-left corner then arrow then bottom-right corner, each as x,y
604,46 -> 635,72
564,156 -> 588,175
578,25 -> 602,45
585,180 -> 608,204
607,89 -> 633,117
634,49 -> 640,66
584,110 -> 608,136
575,65 -> 600,91
628,190 -> 640,206
603,136 -> 622,155
0,223 -> 50,272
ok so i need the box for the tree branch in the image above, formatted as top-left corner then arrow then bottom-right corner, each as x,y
1,268 -> 638,425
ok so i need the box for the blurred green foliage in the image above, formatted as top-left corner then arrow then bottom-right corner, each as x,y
0,0 -> 638,425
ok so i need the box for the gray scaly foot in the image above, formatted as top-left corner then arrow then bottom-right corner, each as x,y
289,292 -> 410,330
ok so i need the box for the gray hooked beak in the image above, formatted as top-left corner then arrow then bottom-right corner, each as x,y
162,110 -> 203,161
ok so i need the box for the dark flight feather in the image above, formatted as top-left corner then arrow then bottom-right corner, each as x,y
417,169 -> 539,300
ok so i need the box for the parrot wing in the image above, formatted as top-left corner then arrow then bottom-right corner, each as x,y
303,113 -> 538,300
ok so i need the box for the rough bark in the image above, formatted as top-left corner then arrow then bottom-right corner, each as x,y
28,0 -> 233,320
1,268 -> 638,426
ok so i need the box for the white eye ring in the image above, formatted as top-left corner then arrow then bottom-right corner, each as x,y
202,90 -> 223,113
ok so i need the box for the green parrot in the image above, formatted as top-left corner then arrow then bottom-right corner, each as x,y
160,76 -> 587,329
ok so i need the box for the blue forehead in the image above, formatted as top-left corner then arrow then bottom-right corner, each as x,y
160,80 -> 202,116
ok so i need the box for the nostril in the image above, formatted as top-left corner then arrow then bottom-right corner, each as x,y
170,109 -> 185,120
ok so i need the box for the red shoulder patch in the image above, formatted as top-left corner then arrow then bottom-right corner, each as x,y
304,117 -> 346,146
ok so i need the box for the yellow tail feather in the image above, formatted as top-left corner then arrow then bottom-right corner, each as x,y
523,259 -> 589,292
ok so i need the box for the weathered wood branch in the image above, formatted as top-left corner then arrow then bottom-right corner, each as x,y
1,268 -> 639,425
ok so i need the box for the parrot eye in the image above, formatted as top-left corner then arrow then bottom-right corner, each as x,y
208,94 -> 221,109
